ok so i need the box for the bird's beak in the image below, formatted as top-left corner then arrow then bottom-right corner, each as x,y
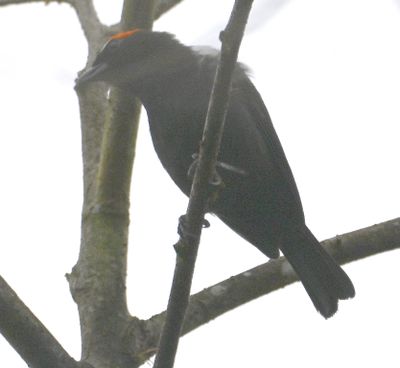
75,63 -> 109,89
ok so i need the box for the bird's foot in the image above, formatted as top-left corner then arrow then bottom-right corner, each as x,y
175,215 -> 210,255
187,153 -> 248,181
186,153 -> 200,179
177,215 -> 210,239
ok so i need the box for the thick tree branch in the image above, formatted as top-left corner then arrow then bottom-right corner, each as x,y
69,1 -> 157,368
131,217 -> 400,363
152,2 -> 254,368
0,276 -> 79,368
121,0 -> 156,29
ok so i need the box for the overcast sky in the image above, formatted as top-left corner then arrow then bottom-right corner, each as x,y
1,0 -> 400,367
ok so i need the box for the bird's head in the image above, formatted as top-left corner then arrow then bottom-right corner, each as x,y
75,29 -> 196,90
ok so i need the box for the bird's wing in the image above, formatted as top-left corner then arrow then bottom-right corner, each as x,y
233,73 -> 304,220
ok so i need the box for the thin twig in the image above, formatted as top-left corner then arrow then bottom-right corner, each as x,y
0,276 -> 79,368
152,2 -> 254,368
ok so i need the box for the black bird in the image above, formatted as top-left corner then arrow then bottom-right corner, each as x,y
76,29 -> 355,318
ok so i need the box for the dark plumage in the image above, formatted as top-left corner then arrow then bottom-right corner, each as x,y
76,29 -> 355,318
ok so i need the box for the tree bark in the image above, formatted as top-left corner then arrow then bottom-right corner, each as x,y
68,1 -> 156,367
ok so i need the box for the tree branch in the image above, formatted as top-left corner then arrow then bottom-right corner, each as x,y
69,0 -> 107,54
121,0 -> 156,29
132,217 -> 400,362
0,276 -> 79,368
69,1 -> 157,368
181,216 -> 400,335
154,0 -> 184,19
152,2 -> 254,368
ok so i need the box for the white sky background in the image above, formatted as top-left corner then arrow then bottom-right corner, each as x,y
0,0 -> 400,367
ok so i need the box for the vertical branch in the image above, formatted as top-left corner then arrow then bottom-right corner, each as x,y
93,0 -> 157,208
121,0 -> 156,29
153,1 -> 254,368
70,1 -> 156,367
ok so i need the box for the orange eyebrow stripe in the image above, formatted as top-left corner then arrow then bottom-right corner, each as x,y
111,28 -> 142,40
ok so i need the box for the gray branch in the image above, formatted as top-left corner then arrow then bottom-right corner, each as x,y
181,216 -> 400,335
154,0 -> 184,19
130,217 -> 400,363
69,0 -> 107,53
0,276 -> 80,368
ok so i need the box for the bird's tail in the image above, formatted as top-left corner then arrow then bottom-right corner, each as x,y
279,226 -> 355,318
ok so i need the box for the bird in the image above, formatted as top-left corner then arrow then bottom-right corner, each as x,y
75,29 -> 355,318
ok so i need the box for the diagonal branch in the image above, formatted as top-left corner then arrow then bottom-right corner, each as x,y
181,216 -> 400,335
132,217 -> 399,362
69,0 -> 106,52
0,276 -> 79,368
152,2 -> 254,368
154,0 -> 184,19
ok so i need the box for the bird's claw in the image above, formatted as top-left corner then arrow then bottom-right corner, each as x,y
215,160 -> 248,176
177,215 -> 210,237
175,215 -> 210,255
187,153 -> 247,184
